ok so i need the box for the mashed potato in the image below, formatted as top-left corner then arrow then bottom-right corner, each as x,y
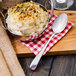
6,1 -> 49,36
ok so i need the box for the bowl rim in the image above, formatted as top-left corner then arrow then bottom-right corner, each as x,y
4,1 -> 52,37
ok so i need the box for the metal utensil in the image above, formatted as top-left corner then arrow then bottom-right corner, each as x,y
30,13 -> 68,70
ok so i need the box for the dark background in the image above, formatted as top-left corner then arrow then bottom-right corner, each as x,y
24,0 -> 76,10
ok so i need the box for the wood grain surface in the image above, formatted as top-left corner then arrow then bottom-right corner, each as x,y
49,55 -> 76,76
10,10 -> 76,57
19,56 -> 54,76
0,0 -> 76,76
0,0 -> 23,9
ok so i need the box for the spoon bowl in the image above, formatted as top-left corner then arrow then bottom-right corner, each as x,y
52,14 -> 68,33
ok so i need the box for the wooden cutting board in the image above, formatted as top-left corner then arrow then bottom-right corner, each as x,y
10,10 -> 76,57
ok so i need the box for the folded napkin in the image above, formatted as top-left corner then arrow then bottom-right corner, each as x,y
21,13 -> 73,55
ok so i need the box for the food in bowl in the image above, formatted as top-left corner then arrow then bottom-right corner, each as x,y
6,1 -> 49,36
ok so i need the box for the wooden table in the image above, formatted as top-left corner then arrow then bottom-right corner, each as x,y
0,0 -> 76,76
1,0 -> 75,76
18,0 -> 76,76
11,10 -> 76,57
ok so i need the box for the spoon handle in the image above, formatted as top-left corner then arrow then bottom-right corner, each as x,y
30,33 -> 55,70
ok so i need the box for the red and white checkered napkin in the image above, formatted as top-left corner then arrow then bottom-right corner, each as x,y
21,14 -> 73,56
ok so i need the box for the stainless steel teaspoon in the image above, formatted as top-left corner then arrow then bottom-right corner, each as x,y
30,13 -> 68,70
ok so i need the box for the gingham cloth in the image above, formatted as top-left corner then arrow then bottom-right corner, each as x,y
21,14 -> 73,55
